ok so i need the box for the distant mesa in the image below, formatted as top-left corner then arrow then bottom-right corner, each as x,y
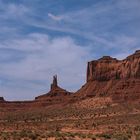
135,50 -> 140,54
0,97 -> 5,102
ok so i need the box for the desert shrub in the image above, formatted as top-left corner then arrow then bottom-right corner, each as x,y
96,133 -> 111,139
54,131 -> 63,138
1,132 -> 9,140
78,133 -> 86,138
91,138 -> 96,140
135,126 -> 140,131
87,134 -> 96,139
19,130 -> 28,138
46,131 -> 64,138
56,137 -> 67,140
65,132 -> 76,138
136,133 -> 140,140
113,133 -> 130,140
12,131 -> 21,140
102,134 -> 111,139
28,132 -> 38,140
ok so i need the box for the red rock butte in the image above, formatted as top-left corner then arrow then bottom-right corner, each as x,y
76,50 -> 140,102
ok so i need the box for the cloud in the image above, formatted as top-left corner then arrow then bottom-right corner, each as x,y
7,4 -> 28,16
48,13 -> 63,21
0,33 -> 91,100
20,0 -> 140,53
0,2 -> 29,20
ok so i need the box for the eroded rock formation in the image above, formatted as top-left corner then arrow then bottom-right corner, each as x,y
76,50 -> 140,102
35,75 -> 72,100
51,75 -> 58,90
87,50 -> 140,82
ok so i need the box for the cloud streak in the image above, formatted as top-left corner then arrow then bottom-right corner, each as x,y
48,13 -> 63,21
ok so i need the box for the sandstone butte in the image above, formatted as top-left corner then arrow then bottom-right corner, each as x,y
0,50 -> 140,107
75,50 -> 140,102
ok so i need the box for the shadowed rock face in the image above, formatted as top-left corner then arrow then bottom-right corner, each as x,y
87,50 -> 140,82
0,97 -> 5,102
51,75 -> 58,90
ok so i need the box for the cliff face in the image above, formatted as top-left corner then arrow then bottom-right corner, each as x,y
76,50 -> 140,102
87,50 -> 140,82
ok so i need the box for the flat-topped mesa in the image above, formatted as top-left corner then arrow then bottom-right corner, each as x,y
0,97 -> 5,102
87,50 -> 140,82
87,56 -> 120,82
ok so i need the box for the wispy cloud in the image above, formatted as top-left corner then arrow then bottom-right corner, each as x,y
20,0 -> 140,53
48,13 -> 63,21
0,2 -> 29,19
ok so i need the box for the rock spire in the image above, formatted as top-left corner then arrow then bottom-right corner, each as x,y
51,75 -> 58,90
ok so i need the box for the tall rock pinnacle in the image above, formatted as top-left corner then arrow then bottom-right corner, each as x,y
35,75 -> 72,100
51,75 -> 58,90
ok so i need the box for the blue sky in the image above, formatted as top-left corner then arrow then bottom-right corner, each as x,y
0,0 -> 140,100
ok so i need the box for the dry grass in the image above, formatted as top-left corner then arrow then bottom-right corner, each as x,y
0,97 -> 140,139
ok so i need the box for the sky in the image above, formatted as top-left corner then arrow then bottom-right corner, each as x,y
0,0 -> 140,101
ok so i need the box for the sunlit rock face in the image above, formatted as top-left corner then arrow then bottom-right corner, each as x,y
87,50 -> 140,82
75,50 -> 140,102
